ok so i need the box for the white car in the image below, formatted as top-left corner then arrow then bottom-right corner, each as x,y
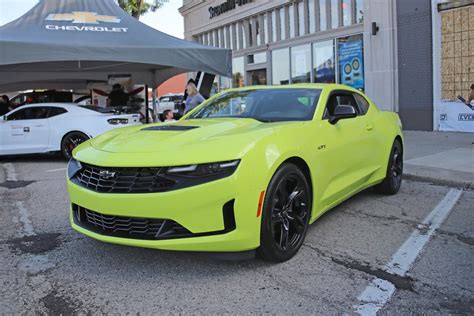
0,103 -> 141,159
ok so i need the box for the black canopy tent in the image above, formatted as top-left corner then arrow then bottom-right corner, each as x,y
0,0 -> 232,94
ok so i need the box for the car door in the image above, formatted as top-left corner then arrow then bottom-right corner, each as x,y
0,107 -> 50,155
313,91 -> 374,209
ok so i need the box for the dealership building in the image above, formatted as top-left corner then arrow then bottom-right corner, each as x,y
180,0 -> 474,132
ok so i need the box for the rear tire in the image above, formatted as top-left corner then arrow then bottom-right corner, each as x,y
257,163 -> 311,262
375,139 -> 403,195
61,132 -> 89,160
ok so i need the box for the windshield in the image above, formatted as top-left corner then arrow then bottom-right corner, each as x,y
187,88 -> 321,122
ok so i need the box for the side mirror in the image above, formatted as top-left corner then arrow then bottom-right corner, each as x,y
2,115 -> 6,121
329,105 -> 357,125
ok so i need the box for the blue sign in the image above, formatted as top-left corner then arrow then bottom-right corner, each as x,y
338,37 -> 364,89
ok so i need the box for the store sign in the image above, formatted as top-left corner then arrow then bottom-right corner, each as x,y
338,36 -> 364,89
45,11 -> 128,32
209,0 -> 252,19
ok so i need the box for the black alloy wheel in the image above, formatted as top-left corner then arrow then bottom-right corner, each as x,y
61,132 -> 89,160
258,163 -> 311,262
375,139 -> 403,195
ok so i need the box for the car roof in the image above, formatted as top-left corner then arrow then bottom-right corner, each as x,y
222,83 -> 362,93
10,103 -> 97,114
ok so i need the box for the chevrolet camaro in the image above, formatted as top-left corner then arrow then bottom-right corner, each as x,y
0,103 -> 140,159
67,84 -> 403,262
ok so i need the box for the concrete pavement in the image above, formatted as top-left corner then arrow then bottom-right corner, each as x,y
403,131 -> 473,189
0,158 -> 472,314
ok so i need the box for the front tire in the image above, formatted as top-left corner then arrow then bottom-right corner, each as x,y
61,132 -> 89,160
375,139 -> 403,195
257,163 -> 311,262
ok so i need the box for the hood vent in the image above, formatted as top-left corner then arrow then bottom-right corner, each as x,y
141,125 -> 199,131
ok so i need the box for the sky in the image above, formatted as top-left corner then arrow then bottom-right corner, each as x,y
0,0 -> 184,38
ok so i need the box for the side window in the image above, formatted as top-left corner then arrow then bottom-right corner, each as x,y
353,93 -> 370,115
7,109 -> 28,121
7,107 -> 49,121
323,93 -> 359,119
48,107 -> 68,118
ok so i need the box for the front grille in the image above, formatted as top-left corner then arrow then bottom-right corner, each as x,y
73,163 -> 176,193
72,204 -> 192,240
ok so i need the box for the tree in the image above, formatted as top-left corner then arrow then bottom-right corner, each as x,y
118,0 -> 169,19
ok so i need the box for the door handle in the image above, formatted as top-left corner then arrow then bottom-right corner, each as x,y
366,124 -> 374,131
35,125 -> 44,127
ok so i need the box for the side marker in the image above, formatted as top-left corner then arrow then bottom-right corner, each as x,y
256,191 -> 265,217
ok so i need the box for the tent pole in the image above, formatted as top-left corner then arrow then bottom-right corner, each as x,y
145,84 -> 149,123
152,70 -> 158,122
152,87 -> 157,122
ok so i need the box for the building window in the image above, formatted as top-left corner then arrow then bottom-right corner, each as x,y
248,52 -> 267,65
232,57 -> 245,88
230,25 -> 234,50
289,5 -> 295,38
272,10 -> 277,42
242,21 -> 248,49
356,0 -> 364,23
208,32 -> 212,46
313,40 -> 336,83
236,22 -> 241,50
337,34 -> 364,90
331,0 -> 338,29
272,48 -> 290,85
298,1 -> 305,36
308,0 -> 316,33
223,27 -> 228,48
213,30 -> 219,47
319,0 -> 327,31
263,14 -> 269,44
342,0 -> 352,26
291,44 -> 311,83
279,8 -> 287,40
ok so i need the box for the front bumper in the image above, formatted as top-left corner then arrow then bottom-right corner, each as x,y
67,172 -> 262,252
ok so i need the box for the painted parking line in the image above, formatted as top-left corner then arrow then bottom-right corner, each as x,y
354,188 -> 463,315
3,163 -> 17,181
45,167 -> 66,173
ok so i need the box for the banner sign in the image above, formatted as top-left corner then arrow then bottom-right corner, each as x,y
338,37 -> 364,89
437,101 -> 474,132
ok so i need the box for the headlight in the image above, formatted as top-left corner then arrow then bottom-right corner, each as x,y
166,160 -> 240,180
67,158 -> 82,180
108,118 -> 129,125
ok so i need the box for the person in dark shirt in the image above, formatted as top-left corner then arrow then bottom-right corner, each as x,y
108,84 -> 129,107
0,95 -> 11,116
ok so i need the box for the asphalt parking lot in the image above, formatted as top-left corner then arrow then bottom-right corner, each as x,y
0,156 -> 473,314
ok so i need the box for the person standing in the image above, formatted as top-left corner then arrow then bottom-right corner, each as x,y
184,82 -> 205,114
0,95 -> 11,116
108,84 -> 129,107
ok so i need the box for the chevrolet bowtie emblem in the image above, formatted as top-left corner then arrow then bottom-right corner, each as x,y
45,11 -> 121,24
99,170 -> 116,180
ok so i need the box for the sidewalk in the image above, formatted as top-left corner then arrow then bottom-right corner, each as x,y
403,131 -> 473,189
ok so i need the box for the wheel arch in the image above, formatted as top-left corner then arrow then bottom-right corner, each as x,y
60,130 -> 91,148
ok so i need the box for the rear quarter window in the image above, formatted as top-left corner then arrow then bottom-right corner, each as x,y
353,93 -> 370,115
48,107 -> 68,118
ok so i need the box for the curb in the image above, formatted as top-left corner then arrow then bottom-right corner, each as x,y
404,173 -> 472,190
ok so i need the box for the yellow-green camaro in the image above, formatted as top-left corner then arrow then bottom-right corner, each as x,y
67,84 -> 403,261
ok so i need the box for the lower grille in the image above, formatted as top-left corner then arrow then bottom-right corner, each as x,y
72,204 -> 192,240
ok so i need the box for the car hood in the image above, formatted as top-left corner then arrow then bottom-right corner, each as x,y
75,118 -> 293,166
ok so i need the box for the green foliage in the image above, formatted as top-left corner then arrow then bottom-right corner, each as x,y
118,0 -> 169,19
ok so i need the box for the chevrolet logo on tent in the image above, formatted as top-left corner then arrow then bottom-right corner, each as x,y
46,11 -> 121,24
